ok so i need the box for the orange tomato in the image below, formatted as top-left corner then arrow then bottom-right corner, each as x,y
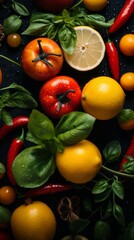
120,72 -> 134,91
119,34 -> 134,56
0,186 -> 16,205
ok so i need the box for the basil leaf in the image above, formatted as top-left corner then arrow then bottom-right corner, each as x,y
92,179 -> 109,194
103,140 -> 121,162
113,203 -> 126,227
3,15 -> 22,35
122,160 -> 134,174
94,188 -> 111,203
55,111 -> 95,146
28,109 -> 55,141
93,220 -> 111,240
22,22 -> 47,36
11,0 -> 30,16
30,12 -> 56,23
112,180 -> 124,200
125,221 -> 134,240
0,83 -> 30,94
12,146 -> 55,188
0,91 -> 11,108
58,24 -> 76,54
0,110 -> 12,125
69,218 -> 90,234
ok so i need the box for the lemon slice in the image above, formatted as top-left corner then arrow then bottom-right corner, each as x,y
63,26 -> 105,71
61,235 -> 88,240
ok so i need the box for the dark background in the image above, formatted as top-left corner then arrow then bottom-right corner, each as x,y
0,0 -> 134,239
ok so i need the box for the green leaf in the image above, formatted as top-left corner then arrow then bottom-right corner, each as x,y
12,146 -> 55,188
22,22 -> 47,36
92,179 -> 109,194
5,92 -> 38,109
0,90 -> 11,108
30,12 -> 56,23
122,160 -> 134,174
28,109 -> 55,142
103,140 -> 121,162
69,218 -> 90,234
3,15 -> 22,35
93,220 -> 111,240
55,111 -> 95,146
113,203 -> 126,227
125,221 -> 134,240
11,0 -> 30,16
112,180 -> 124,200
102,200 -> 113,220
94,188 -> 111,203
0,110 -> 12,125
0,205 -> 11,224
117,109 -> 134,123
0,83 -> 31,94
58,24 -> 76,54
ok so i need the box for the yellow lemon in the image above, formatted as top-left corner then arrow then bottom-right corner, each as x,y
56,139 -> 102,184
83,0 -> 108,11
63,26 -> 105,71
81,76 -> 125,120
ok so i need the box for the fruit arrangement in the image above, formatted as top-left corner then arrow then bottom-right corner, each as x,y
0,0 -> 134,239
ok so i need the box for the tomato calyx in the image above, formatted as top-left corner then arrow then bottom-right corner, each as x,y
32,40 -> 62,68
56,89 -> 75,111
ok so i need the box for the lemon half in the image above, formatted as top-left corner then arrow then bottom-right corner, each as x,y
63,26 -> 105,71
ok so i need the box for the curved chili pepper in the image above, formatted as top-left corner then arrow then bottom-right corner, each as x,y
119,132 -> 134,171
23,183 -> 73,198
105,37 -> 120,81
108,0 -> 134,34
7,128 -> 25,185
0,116 -> 29,141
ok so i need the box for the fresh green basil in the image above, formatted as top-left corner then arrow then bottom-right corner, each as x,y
11,0 -> 30,16
93,220 -> 111,240
55,111 -> 95,146
113,202 -> 126,227
12,145 -> 55,188
103,140 -> 121,163
112,180 -> 124,200
0,109 -> 13,125
58,25 -> 76,54
3,15 -> 22,35
92,179 -> 109,194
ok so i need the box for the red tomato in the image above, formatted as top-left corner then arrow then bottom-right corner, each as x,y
21,38 -> 64,81
34,0 -> 74,13
0,231 -> 14,240
39,76 -> 82,119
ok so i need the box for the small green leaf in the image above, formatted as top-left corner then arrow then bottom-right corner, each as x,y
69,218 -> 90,234
92,179 -> 109,194
22,22 -> 47,36
94,188 -> 111,203
0,205 -> 11,224
103,140 -> 121,162
0,110 -> 12,125
112,180 -> 124,200
117,109 -> 134,123
113,203 -> 126,227
11,0 -> 30,16
55,111 -> 95,146
3,15 -> 22,35
125,221 -> 134,240
12,146 -> 56,188
93,220 -> 111,240
122,161 -> 134,174
0,162 -> 6,174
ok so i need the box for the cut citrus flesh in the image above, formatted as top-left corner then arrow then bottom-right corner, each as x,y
63,26 -> 105,71
61,235 -> 88,240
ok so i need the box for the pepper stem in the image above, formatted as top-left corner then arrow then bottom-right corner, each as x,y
32,40 -> 62,68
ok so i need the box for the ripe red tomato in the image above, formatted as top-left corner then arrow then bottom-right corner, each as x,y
39,76 -> 82,119
34,0 -> 74,13
21,38 -> 64,81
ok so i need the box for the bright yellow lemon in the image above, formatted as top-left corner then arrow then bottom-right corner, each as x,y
81,76 -> 125,120
56,139 -> 102,184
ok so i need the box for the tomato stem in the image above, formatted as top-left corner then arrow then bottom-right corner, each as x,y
0,55 -> 21,67
56,89 -> 75,111
32,40 -> 61,68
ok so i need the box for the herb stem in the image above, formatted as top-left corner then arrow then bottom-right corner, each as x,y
0,55 -> 21,67
101,165 -> 134,178
70,0 -> 83,10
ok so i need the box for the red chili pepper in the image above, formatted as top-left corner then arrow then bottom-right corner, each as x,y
119,132 -> 134,171
0,116 -> 29,141
108,0 -> 134,34
105,37 -> 120,81
24,183 -> 73,198
7,128 -> 25,185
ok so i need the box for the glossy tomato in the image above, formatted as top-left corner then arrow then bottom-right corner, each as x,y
34,0 -> 74,13
39,76 -> 82,119
21,38 -> 64,81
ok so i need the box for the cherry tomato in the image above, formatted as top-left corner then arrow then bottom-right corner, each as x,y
0,186 -> 16,205
21,38 -> 64,81
119,34 -> 134,56
7,33 -> 21,48
39,75 -> 82,119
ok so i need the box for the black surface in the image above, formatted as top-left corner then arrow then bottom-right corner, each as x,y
0,0 -> 134,239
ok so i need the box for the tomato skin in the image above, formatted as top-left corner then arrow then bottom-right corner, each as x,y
39,76 -> 81,119
34,0 -> 74,13
21,38 -> 64,81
